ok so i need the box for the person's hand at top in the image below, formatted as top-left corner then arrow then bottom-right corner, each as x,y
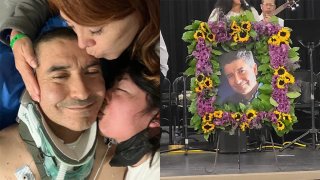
10,29 -> 40,102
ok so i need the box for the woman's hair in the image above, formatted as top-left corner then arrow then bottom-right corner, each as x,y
101,56 -> 160,164
214,0 -> 251,14
50,0 -> 160,87
101,55 -> 159,115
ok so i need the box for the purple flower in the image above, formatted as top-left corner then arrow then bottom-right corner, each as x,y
267,111 -> 278,124
208,21 -> 231,43
196,95 -> 215,117
269,44 -> 289,69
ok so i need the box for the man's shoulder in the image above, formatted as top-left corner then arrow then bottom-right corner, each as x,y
224,93 -> 244,104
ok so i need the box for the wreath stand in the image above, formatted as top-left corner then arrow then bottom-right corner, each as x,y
205,127 -> 280,173
280,19 -> 320,151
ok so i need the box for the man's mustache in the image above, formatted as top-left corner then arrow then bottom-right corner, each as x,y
58,96 -> 97,108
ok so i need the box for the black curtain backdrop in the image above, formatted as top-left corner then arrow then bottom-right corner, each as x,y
161,0 -> 320,82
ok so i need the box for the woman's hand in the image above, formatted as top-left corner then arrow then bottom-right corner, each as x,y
11,30 -> 40,102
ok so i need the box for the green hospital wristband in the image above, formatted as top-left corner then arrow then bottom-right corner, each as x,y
10,33 -> 27,48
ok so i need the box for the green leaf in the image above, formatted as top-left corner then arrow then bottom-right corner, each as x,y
269,97 -> 279,107
270,16 -> 279,24
239,103 -> 246,112
229,103 -> 237,112
260,55 -> 270,64
290,56 -> 300,62
188,58 -> 196,67
288,48 -> 298,58
204,133 -> 210,141
224,104 -> 231,111
259,94 -> 270,102
244,10 -> 255,22
251,98 -> 261,110
287,92 -> 301,99
184,67 -> 195,76
187,41 -> 197,54
221,43 -> 231,52
246,43 -> 254,50
230,42 -> 237,47
189,100 -> 197,114
249,30 -> 257,39
182,31 -> 195,42
212,49 -> 223,55
292,47 -> 300,52
190,114 -> 201,127
184,20 -> 201,30
258,64 -> 270,72
259,84 -> 272,94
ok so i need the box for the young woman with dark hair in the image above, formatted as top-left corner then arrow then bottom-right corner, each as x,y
208,0 -> 259,22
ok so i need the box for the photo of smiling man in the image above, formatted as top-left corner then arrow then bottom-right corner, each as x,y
218,49 -> 259,105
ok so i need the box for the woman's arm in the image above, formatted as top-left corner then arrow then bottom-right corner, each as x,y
0,0 -> 49,45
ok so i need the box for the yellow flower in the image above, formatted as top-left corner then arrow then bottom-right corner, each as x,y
196,74 -> 205,84
282,113 -> 292,122
194,30 -> 205,40
276,77 -> 286,89
233,34 -> 240,43
246,109 -> 257,122
202,122 -> 215,134
231,112 -> 242,121
213,110 -> 223,119
268,35 -> 280,46
277,27 -> 290,41
274,66 -> 287,77
241,21 -> 251,31
231,21 -> 241,32
204,76 -> 213,88
202,113 -> 213,123
195,86 -> 203,93
206,33 -> 215,42
200,22 -> 209,33
277,121 -> 285,131
284,73 -> 295,84
238,31 -> 250,42
273,110 -> 282,120
240,122 -> 249,131
280,40 -> 289,45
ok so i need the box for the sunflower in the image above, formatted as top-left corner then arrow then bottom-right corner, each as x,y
268,35 -> 280,46
284,73 -> 295,84
204,77 -> 213,88
276,77 -> 286,89
202,113 -> 213,123
213,110 -> 223,119
277,27 -> 290,41
195,86 -> 203,93
240,122 -> 249,131
231,21 -> 241,31
277,121 -> 285,131
241,21 -> 251,31
200,22 -> 209,33
196,74 -> 205,84
233,34 -> 240,42
274,66 -> 287,77
206,33 -> 215,42
282,113 -> 292,122
194,30 -> 205,40
279,40 -> 289,46
231,112 -> 242,121
202,122 -> 215,134
273,110 -> 282,120
246,109 -> 257,122
238,31 -> 250,42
